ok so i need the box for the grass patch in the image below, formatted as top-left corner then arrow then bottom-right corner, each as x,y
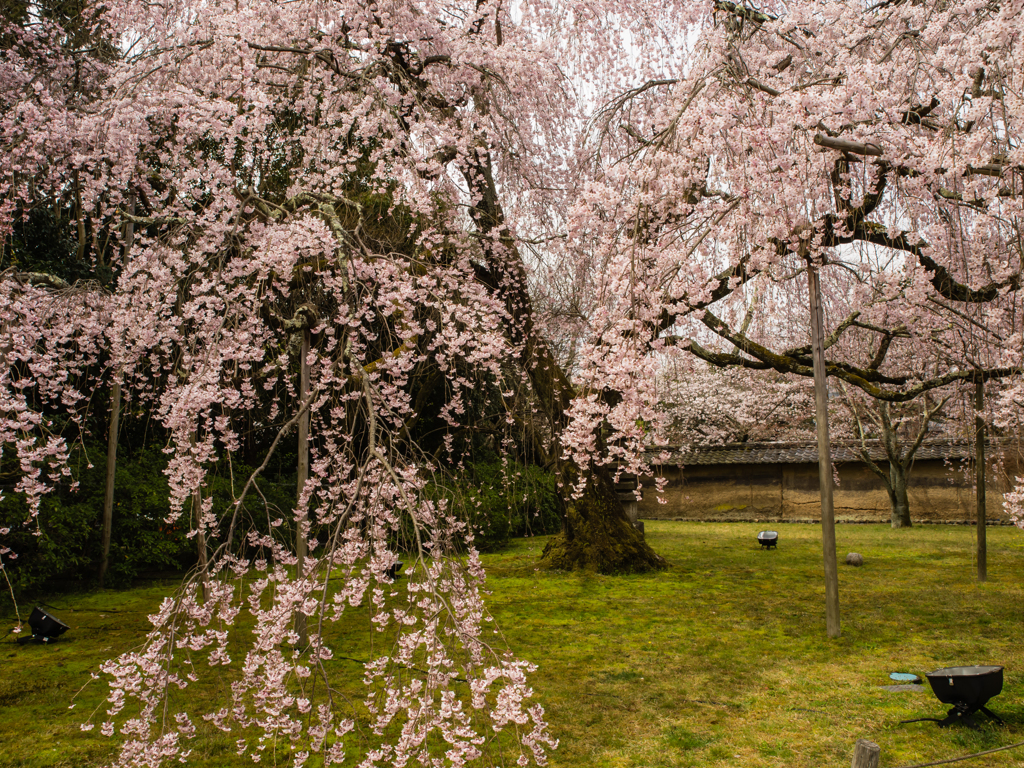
663,726 -> 713,750
484,522 -> 1024,768
2,522 -> 1024,767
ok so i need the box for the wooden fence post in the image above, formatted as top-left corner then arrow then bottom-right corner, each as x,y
852,739 -> 881,768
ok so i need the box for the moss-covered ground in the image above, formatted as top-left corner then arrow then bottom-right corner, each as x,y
2,522 -> 1024,767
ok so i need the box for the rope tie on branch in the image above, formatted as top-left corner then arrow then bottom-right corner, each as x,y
894,740 -> 1024,768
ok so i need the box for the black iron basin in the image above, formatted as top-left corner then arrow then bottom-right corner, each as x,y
925,666 -> 1003,708
757,531 -> 778,549
29,606 -> 69,639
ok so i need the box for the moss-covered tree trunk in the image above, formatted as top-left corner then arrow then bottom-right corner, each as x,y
462,154 -> 664,573
888,462 -> 912,529
541,464 -> 663,572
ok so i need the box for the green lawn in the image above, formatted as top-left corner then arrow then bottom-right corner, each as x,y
2,522 -> 1023,767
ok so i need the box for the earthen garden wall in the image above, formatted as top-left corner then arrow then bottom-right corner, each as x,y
637,459 -> 1016,524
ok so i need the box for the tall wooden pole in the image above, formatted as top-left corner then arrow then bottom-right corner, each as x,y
191,431 -> 210,603
975,378 -> 987,582
194,483 -> 210,603
295,329 -> 310,646
99,380 -> 120,587
808,265 -> 841,638
100,194 -> 134,588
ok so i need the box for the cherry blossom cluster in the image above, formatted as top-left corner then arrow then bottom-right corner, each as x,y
0,0 -> 591,763
552,0 -> 1024,505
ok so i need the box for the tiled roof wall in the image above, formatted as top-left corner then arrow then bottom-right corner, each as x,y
657,439 -> 992,466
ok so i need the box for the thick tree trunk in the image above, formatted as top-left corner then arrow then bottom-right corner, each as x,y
463,155 -> 663,573
540,466 -> 663,573
888,461 -> 912,528
526,339 -> 662,572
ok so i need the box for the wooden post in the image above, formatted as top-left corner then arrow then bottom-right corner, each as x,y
189,431 -> 210,603
975,378 -> 987,583
194,482 -> 209,603
99,194 -> 133,588
295,328 -> 310,646
851,739 -> 881,768
74,169 -> 86,262
99,380 -> 120,587
808,265 -> 841,638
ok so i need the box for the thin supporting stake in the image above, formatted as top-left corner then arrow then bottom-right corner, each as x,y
975,378 -> 987,583
295,329 -> 310,646
191,431 -> 209,603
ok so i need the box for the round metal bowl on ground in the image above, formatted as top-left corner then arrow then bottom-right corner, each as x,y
757,531 -> 778,549
16,606 -> 71,645
925,665 -> 1003,708
901,665 -> 1005,728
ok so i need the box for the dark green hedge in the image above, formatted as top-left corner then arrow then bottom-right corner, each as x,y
0,445 -> 192,592
427,460 -> 562,552
0,440 -> 299,594
0,444 -> 555,593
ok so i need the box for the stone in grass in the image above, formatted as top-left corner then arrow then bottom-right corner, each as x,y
846,552 -> 864,566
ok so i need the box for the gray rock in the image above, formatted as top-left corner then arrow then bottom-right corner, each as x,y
846,552 -> 864,566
